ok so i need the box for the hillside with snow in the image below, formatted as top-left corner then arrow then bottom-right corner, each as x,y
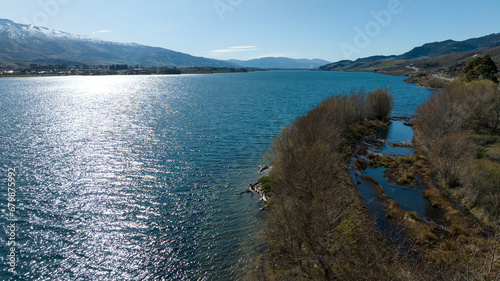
0,18 -> 235,67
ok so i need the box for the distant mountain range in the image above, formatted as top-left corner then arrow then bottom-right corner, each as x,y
2,17 -> 498,75
0,18 -> 237,68
318,33 -> 500,79
227,57 -> 331,69
0,18 -> 329,69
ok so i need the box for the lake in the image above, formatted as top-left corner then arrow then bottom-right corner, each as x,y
0,71 -> 431,280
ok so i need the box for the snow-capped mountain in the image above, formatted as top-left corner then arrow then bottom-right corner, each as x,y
0,18 -> 235,67
0,18 -> 102,43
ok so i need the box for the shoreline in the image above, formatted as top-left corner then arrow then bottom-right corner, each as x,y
318,69 -> 452,89
0,67 -> 258,78
1,68 -> 451,91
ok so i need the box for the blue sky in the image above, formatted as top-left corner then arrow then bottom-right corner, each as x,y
1,0 -> 499,62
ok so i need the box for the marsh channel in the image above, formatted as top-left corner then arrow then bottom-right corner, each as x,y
350,119 -> 438,244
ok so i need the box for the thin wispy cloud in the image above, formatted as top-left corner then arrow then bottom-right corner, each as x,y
210,46 -> 259,54
92,29 -> 112,35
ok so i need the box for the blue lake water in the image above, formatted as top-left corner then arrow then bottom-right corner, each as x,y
372,121 -> 430,219
0,71 -> 431,280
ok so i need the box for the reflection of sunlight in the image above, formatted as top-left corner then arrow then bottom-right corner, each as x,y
42,75 -> 163,276
14,75 -> 207,279
70,76 -> 132,97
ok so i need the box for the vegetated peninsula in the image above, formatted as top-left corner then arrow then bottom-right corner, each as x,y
318,33 -> 500,88
248,59 -> 500,280
249,89 -> 417,280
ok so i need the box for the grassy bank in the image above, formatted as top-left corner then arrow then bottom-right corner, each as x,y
413,80 -> 500,226
409,79 -> 500,279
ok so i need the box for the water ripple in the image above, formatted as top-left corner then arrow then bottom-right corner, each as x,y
0,73 -> 431,280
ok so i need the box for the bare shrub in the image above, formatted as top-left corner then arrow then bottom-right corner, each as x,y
366,88 -> 394,121
349,88 -> 368,122
430,132 -> 475,187
414,84 -> 468,152
463,80 -> 499,133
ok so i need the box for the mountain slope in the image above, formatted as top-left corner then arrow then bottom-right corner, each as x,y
400,33 -> 500,59
0,18 -> 235,67
319,33 -> 500,72
228,57 -> 331,69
